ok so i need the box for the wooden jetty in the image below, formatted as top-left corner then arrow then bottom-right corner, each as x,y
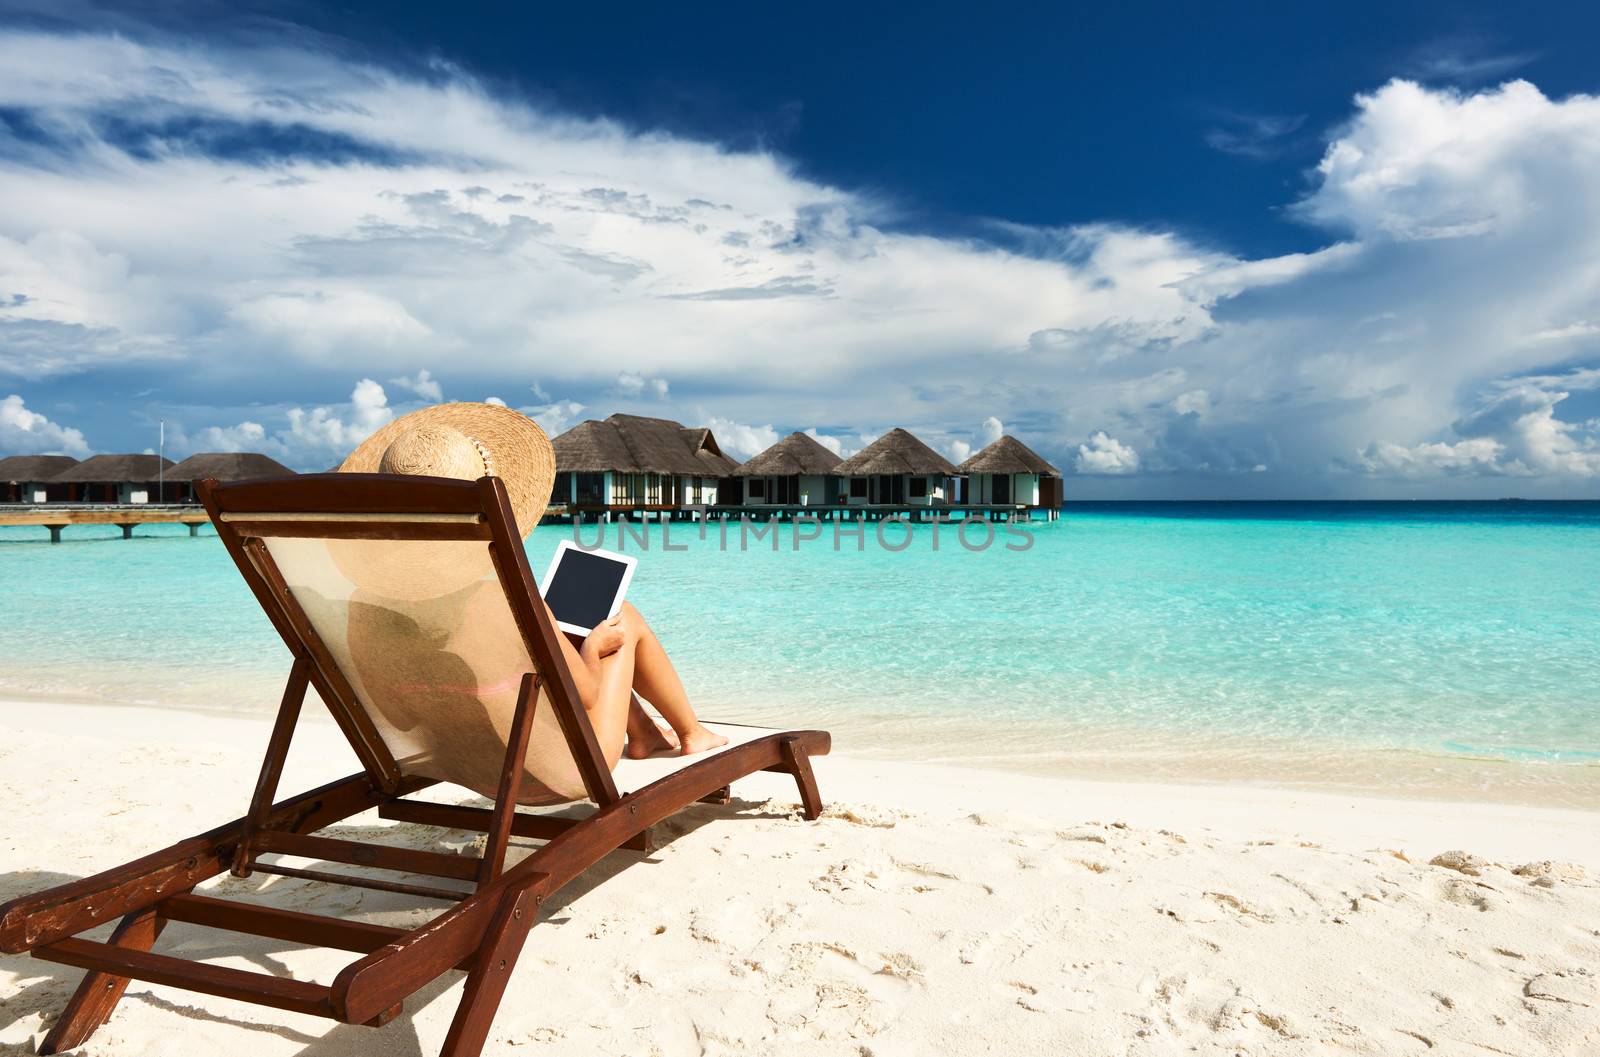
3,501 -> 1050,543
0,504 -> 212,543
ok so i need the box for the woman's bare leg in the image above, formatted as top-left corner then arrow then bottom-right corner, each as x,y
617,602 -> 727,756
550,609 -> 636,769
623,696 -> 679,759
562,629 -> 677,759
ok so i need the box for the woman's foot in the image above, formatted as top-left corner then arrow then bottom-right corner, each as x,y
677,724 -> 730,757
624,720 -> 679,760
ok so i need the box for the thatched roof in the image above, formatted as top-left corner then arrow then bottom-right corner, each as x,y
956,435 -> 1061,476
833,428 -> 956,477
733,431 -> 843,476
552,414 -> 738,476
677,427 -> 739,476
553,420 -> 639,472
51,453 -> 174,482
0,454 -> 79,482
168,452 -> 296,482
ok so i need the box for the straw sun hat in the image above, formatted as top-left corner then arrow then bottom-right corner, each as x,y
332,403 -> 555,600
340,402 -> 556,536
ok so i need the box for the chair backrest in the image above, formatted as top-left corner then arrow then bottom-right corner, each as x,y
199,473 -> 619,807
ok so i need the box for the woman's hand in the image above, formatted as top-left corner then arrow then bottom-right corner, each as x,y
580,616 -> 626,662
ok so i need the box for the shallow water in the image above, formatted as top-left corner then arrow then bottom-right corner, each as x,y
2,502 -> 1596,806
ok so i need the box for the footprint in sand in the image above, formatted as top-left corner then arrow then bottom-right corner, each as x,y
1205,890 -> 1273,923
1524,970 -> 1598,1007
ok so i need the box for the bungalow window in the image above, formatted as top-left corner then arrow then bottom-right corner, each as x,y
849,478 -> 867,499
908,478 -> 927,498
749,478 -> 765,498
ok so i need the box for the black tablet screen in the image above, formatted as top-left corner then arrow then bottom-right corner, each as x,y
543,549 -> 629,631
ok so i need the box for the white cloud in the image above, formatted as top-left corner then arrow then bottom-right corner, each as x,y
946,439 -> 972,463
282,378 -> 394,458
802,428 -> 845,457
1357,437 -> 1506,477
185,421 -> 268,455
484,396 -> 507,407
0,28 -> 1598,494
524,400 -> 585,437
1299,79 -> 1600,241
230,291 -> 432,360
980,416 -> 1004,447
1075,431 -> 1141,475
704,417 -> 779,461
615,372 -> 669,399
389,368 -> 443,402
0,393 -> 90,455
1358,377 -> 1600,478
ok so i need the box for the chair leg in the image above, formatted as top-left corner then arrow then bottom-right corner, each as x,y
39,906 -> 167,1055
779,736 -> 824,821
437,887 -> 540,1057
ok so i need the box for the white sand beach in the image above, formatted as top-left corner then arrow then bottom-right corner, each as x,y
1,697 -> 1597,1056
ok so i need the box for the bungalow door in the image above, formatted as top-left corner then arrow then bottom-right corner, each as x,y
992,474 -> 1011,504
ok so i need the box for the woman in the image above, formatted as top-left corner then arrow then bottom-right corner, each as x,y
340,401 -> 727,773
557,601 -> 727,762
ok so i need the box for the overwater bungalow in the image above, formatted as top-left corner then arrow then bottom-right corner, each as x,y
955,434 -> 1064,519
733,431 -> 843,506
831,427 -> 957,505
0,455 -> 80,503
167,452 -> 296,502
49,454 -> 176,503
551,413 -> 738,517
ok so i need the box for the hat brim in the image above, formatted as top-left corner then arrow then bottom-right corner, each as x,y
341,403 -> 555,537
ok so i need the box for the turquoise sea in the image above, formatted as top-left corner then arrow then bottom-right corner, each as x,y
2,502 -> 1597,806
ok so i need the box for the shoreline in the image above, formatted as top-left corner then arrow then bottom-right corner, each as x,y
2,695 -> 1596,868
2,684 -> 1595,813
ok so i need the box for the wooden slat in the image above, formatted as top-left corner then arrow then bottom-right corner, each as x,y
0,772 -> 426,954
219,511 -> 485,524
334,729 -> 830,1024
250,863 -> 470,903
227,520 -> 492,542
160,894 -> 479,973
377,799 -> 651,853
34,938 -> 334,1018
252,831 -> 482,882
203,473 -> 490,517
161,894 -> 405,955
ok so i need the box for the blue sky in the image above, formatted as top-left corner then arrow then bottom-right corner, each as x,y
2,1 -> 1599,496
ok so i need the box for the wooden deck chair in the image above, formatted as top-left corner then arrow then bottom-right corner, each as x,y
0,472 -> 830,1056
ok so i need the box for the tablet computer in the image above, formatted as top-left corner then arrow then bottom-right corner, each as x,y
538,539 -> 639,637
